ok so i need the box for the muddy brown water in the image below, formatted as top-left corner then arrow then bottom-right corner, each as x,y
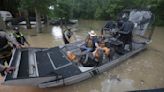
0,20 -> 164,92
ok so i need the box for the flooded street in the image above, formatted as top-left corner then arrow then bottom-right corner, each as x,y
0,20 -> 164,92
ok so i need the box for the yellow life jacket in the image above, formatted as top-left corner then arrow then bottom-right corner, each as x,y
13,32 -> 23,38
86,39 -> 93,48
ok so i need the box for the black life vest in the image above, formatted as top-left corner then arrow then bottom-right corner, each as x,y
13,32 -> 25,45
67,31 -> 73,38
0,36 -> 8,48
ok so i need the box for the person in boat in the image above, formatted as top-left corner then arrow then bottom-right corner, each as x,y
80,39 -> 110,67
94,40 -> 111,64
63,27 -> 75,44
80,30 -> 98,52
96,40 -> 110,57
118,18 -> 134,51
66,40 -> 110,67
12,26 -> 30,47
101,20 -> 117,37
0,29 -> 20,76
69,50 -> 98,67
117,11 -> 130,28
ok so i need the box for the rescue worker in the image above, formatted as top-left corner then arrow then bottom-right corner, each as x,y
63,28 -> 74,44
0,30 -> 20,75
101,20 -> 117,36
13,26 -> 30,47
118,19 -> 134,51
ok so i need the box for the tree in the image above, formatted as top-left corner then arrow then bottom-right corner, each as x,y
19,0 -> 53,33
5,0 -> 163,28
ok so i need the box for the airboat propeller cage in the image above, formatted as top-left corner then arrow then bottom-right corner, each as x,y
128,9 -> 153,36
103,9 -> 154,39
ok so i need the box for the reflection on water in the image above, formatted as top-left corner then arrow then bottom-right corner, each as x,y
101,79 -> 134,92
52,26 -> 63,39
0,20 -> 164,92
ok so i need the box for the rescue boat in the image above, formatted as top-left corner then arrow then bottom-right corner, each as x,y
2,9 -> 155,88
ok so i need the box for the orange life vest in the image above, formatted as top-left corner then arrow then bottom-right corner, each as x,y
67,52 -> 76,61
102,47 -> 110,56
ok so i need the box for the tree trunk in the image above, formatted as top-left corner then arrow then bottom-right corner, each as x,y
35,8 -> 42,33
44,15 -> 49,27
0,16 -> 6,30
24,10 -> 31,29
44,15 -> 49,31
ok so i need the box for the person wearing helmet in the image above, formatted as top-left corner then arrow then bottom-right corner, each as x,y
12,26 -> 30,47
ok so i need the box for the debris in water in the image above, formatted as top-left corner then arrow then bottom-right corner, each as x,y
140,80 -> 144,85
110,75 -> 121,82
127,68 -> 132,72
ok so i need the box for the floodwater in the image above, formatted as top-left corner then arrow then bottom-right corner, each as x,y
0,20 -> 164,92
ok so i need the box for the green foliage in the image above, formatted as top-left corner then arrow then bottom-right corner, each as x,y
19,0 -> 53,14
11,0 -> 164,25
53,0 -> 71,19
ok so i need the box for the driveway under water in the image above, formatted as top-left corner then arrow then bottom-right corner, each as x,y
0,20 -> 164,92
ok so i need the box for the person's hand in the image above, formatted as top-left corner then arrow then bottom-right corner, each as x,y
4,67 -> 15,74
16,44 -> 21,48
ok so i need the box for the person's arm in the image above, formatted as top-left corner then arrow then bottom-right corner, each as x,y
95,42 -> 99,48
0,64 -> 5,72
22,36 -> 30,46
93,37 -> 99,48
119,22 -> 124,31
118,23 -> 129,34
92,48 -> 100,61
0,32 -> 20,48
0,64 -> 15,74
92,48 -> 98,57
